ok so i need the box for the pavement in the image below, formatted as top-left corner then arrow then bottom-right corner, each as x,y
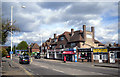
1,57 -> 33,76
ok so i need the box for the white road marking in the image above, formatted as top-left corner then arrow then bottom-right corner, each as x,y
52,68 -> 64,73
40,66 -> 49,69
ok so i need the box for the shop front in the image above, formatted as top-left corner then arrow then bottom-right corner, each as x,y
62,51 -> 75,62
77,48 -> 92,62
93,48 -> 108,63
108,47 -> 120,63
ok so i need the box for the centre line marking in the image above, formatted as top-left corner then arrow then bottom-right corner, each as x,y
52,68 -> 64,73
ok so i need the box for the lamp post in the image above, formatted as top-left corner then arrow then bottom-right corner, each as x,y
10,6 -> 13,60
10,6 -> 26,60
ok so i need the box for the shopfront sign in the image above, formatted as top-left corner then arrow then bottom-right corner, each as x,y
78,48 -> 91,52
93,48 -> 107,53
62,51 -> 75,54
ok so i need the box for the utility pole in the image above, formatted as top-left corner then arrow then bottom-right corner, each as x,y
10,6 -> 13,60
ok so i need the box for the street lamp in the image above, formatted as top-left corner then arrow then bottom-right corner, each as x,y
10,6 -> 26,60
10,6 -> 13,60
39,34 -> 42,58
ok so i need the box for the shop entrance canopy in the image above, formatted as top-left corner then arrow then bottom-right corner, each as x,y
62,51 -> 75,54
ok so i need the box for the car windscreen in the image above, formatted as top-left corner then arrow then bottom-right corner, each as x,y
24,56 -> 29,59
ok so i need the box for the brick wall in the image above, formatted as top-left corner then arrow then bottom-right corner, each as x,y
32,49 -> 40,53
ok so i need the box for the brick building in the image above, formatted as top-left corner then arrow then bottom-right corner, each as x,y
30,43 -> 40,53
42,25 -> 105,62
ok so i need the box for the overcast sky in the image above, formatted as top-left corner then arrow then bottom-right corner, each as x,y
2,1 -> 119,46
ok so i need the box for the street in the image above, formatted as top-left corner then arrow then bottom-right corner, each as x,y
2,55 -> 119,77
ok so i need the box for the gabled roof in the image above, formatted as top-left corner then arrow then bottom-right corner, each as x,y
31,43 -> 39,49
58,31 -> 71,41
69,30 -> 85,42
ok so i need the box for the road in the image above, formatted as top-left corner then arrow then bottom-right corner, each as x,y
3,55 -> 119,77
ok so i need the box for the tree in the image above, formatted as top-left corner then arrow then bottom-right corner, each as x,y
0,19 -> 20,45
16,41 -> 28,50
1,48 -> 8,57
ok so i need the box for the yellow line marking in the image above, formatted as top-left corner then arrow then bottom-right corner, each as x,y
12,61 -> 34,77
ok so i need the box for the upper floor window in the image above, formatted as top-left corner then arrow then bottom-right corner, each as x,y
71,43 -> 76,47
59,45 -> 65,48
60,37 -> 64,41
54,39 -> 57,42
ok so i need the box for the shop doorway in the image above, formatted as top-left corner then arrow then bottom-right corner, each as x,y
66,55 -> 72,61
99,54 -> 103,63
110,52 -> 115,63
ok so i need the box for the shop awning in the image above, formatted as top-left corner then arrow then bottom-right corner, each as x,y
62,51 -> 75,54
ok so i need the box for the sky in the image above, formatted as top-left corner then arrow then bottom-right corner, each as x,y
2,0 -> 119,46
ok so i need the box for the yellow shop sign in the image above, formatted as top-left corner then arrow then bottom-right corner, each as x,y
93,49 -> 107,53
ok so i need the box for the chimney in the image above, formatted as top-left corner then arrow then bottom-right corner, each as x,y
54,34 -> 56,38
91,27 -> 94,40
71,29 -> 74,36
83,25 -> 86,40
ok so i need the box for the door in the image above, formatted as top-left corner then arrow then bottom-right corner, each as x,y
99,54 -> 103,63
110,52 -> 115,63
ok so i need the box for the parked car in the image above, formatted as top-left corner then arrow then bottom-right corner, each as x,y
34,53 -> 40,59
6,55 -> 10,58
34,55 -> 40,59
19,55 -> 30,64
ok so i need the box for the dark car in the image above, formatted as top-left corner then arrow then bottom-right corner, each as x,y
34,55 -> 40,59
34,53 -> 40,59
19,55 -> 30,64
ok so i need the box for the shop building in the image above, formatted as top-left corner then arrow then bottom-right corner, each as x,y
92,48 -> 108,63
77,48 -> 92,62
47,49 -> 63,60
42,25 -> 105,62
108,47 -> 120,63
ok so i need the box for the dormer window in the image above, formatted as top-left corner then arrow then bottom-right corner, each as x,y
60,37 -> 64,41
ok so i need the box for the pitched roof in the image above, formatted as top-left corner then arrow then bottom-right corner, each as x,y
31,43 -> 39,49
94,40 -> 105,46
69,30 -> 85,42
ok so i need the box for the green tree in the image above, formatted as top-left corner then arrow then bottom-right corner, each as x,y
16,41 -> 28,50
0,19 -> 20,45
6,46 -> 11,54
0,47 -> 8,57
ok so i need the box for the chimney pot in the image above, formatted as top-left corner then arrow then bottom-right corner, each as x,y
83,25 -> 86,40
71,29 -> 74,36
54,34 -> 56,38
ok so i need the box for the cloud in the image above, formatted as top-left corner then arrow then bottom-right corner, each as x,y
2,2 -> 118,46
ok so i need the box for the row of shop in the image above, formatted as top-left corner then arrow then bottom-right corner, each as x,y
46,47 -> 120,63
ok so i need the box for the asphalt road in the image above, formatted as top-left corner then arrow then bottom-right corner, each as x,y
12,56 -> 119,76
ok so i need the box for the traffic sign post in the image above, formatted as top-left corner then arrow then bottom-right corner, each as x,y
10,51 -> 13,60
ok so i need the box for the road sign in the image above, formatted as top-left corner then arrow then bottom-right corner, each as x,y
10,51 -> 13,54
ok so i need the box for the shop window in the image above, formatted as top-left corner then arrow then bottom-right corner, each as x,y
94,55 -> 99,60
103,54 -> 107,60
